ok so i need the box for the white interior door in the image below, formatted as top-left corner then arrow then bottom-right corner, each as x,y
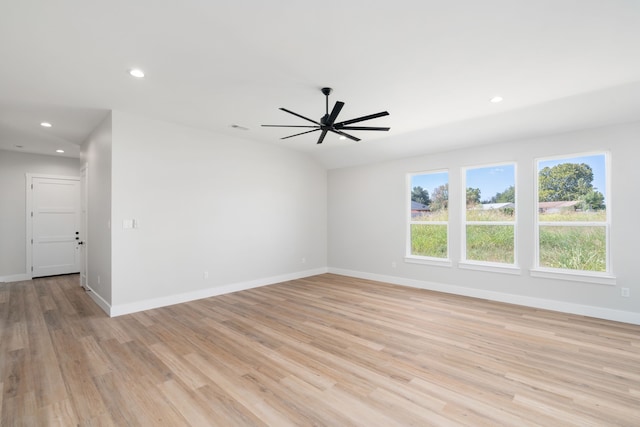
30,176 -> 81,278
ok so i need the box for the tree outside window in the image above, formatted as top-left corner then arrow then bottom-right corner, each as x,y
536,153 -> 609,273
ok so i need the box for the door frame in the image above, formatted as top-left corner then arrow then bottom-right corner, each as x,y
80,164 -> 89,289
25,173 -> 81,280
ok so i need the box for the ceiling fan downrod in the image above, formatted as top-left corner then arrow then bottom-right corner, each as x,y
321,87 -> 332,124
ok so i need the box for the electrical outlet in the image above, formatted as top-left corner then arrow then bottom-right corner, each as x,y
203,271 -> 209,279
301,257 -> 306,264
97,275 -> 101,284
621,287 -> 630,298
391,261 -> 397,268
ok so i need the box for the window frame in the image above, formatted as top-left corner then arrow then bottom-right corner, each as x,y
405,170 -> 452,267
532,151 -> 615,285
459,162 -> 520,274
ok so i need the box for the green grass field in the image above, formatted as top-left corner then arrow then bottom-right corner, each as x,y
539,226 -> 606,271
411,224 -> 448,258
539,210 -> 606,222
466,225 -> 514,263
466,209 -> 514,222
411,209 -> 606,271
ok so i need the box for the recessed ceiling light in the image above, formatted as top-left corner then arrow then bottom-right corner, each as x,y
56,149 -> 65,153
129,68 -> 145,78
15,145 -> 24,149
339,136 -> 347,140
231,124 -> 249,131
490,96 -> 503,103
40,122 -> 52,127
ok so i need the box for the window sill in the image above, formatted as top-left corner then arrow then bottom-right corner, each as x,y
458,261 -> 521,275
404,257 -> 453,268
530,268 -> 616,286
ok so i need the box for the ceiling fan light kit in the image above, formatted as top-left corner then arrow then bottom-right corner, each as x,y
262,87 -> 390,144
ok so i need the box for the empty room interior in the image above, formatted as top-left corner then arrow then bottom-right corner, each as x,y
1,1 -> 639,426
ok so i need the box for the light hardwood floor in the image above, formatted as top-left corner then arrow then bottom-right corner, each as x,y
1,273 -> 639,426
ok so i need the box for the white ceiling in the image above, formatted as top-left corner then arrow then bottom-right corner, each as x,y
1,0 -> 639,169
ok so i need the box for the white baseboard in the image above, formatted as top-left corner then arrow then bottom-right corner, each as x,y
0,273 -> 30,283
85,285 -> 112,316
328,268 -> 640,326
109,267 -> 328,317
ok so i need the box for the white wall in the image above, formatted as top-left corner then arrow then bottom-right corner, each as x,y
80,113 -> 113,306
328,121 -> 640,324
0,150 -> 79,281
109,111 -> 327,313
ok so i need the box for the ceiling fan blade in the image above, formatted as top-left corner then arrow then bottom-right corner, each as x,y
317,129 -> 329,144
262,125 -> 319,128
340,126 -> 390,131
280,108 -> 320,125
335,111 -> 389,127
331,129 -> 361,142
281,129 -> 320,140
325,101 -> 345,126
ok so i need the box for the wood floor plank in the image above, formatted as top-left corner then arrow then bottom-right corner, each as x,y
185,353 -> 298,426
1,273 -> 639,426
2,391 -> 38,426
124,378 -> 192,426
197,384 -> 269,426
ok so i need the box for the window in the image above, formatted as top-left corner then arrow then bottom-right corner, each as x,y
462,163 -> 516,266
535,153 -> 610,275
407,171 -> 449,262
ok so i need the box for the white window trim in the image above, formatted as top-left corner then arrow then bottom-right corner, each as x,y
538,221 -> 606,227
533,151 -> 612,279
530,268 -> 616,286
458,260 -> 521,275
461,162 -> 518,267
404,256 -> 453,267
466,220 -> 515,226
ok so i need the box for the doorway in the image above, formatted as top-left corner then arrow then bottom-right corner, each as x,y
26,174 -> 81,278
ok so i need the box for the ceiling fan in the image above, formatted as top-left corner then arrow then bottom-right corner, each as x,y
262,87 -> 390,144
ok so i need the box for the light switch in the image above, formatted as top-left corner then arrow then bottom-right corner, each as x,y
123,219 -> 134,229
